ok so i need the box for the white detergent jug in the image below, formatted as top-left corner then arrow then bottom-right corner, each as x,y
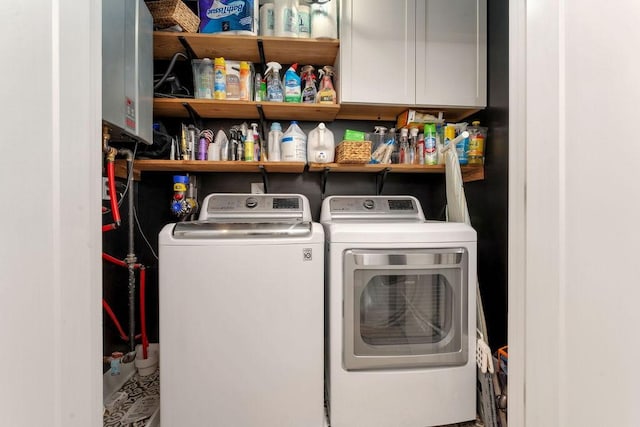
307,122 -> 335,163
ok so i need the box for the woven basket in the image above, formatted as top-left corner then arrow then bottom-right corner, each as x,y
146,0 -> 200,33
336,140 -> 372,164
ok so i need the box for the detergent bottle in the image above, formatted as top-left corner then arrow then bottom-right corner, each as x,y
283,63 -> 301,103
317,65 -> 336,104
281,121 -> 306,162
300,65 -> 317,103
307,122 -> 335,163
265,61 -> 284,102
244,127 -> 255,161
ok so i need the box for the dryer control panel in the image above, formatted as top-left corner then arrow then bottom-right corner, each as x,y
320,196 -> 425,222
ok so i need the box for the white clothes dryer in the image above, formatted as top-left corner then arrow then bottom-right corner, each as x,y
159,193 -> 325,427
320,195 -> 477,427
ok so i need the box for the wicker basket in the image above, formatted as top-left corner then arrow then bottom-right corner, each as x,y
335,140 -> 372,164
146,0 -> 200,33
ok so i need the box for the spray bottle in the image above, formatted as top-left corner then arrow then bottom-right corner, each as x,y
399,127 -> 410,164
409,127 -> 419,164
301,65 -> 317,104
265,61 -> 284,102
244,127 -> 255,161
251,122 -> 261,161
283,63 -> 301,103
317,65 -> 337,104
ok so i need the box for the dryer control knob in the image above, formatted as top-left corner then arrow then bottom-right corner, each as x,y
363,199 -> 375,210
245,197 -> 258,208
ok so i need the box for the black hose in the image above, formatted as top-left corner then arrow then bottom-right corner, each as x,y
154,52 -> 188,91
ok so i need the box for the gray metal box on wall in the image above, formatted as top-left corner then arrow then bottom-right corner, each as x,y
103,0 -> 153,145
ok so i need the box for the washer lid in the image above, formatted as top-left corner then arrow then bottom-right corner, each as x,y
172,220 -> 313,239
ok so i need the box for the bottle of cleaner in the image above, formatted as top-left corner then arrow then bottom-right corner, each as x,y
239,61 -> 251,101
265,61 -> 284,102
317,65 -> 336,104
254,72 -> 263,101
300,65 -> 317,103
298,4 -> 310,38
251,122 -> 261,161
214,57 -> 227,99
274,0 -> 298,37
244,127 -> 254,161
307,122 -> 334,163
283,63 -> 301,103
281,121 -> 306,162
423,123 -> 438,165
268,122 -> 283,161
399,127 -> 410,164
409,127 -> 419,164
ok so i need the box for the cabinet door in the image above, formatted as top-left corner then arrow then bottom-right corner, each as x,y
415,0 -> 487,107
338,0 -> 416,105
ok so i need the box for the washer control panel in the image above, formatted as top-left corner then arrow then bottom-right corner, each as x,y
199,194 -> 309,221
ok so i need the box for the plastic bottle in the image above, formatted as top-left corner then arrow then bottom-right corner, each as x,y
265,61 -> 284,102
370,126 -> 387,154
268,122 -> 283,161
274,0 -> 298,37
194,58 -> 214,99
423,123 -> 438,165
298,4 -> 310,38
317,65 -> 336,104
281,121 -> 306,162
409,127 -> 419,164
399,128 -> 410,164
251,122 -> 261,161
214,57 -> 227,100
239,61 -> 251,101
307,122 -> 335,163
300,65 -> 317,103
416,133 -> 425,165
310,0 -> 337,39
467,120 -> 487,165
283,63 -> 301,103
244,127 -> 254,161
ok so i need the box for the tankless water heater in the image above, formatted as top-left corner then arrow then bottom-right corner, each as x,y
102,0 -> 153,145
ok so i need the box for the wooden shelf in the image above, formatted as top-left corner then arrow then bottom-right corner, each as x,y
336,104 -> 482,123
118,160 -> 483,183
116,160 -> 306,179
308,163 -> 484,183
154,31 -> 340,65
154,98 -> 341,122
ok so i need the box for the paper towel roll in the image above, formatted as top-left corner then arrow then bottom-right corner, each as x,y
310,0 -> 337,39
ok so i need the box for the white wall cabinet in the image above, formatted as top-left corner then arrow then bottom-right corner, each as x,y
339,0 -> 486,108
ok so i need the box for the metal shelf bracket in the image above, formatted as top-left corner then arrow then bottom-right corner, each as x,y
259,165 -> 270,194
376,167 -> 391,195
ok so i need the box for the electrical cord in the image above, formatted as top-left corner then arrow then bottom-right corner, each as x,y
154,52 -> 188,91
133,202 -> 159,261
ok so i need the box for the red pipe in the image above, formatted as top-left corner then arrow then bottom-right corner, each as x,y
102,299 -> 128,341
140,267 -> 148,359
106,159 -> 121,225
103,252 -> 127,268
102,223 -> 117,232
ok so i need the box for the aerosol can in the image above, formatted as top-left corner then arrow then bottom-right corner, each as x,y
317,65 -> 336,104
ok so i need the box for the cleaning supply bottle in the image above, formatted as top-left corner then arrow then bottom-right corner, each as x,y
194,58 -> 214,99
409,127 -> 419,164
281,120 -> 306,162
274,0 -> 298,37
467,120 -> 487,165
317,65 -> 336,104
251,122 -> 261,161
244,127 -> 254,161
300,65 -> 317,103
423,123 -> 438,165
265,61 -> 284,102
283,63 -> 301,103
254,72 -> 264,101
399,127 -> 410,164
268,122 -> 283,161
239,61 -> 251,101
307,122 -> 334,163
213,57 -> 226,99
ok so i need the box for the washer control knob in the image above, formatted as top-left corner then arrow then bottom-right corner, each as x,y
363,199 -> 375,210
245,197 -> 258,208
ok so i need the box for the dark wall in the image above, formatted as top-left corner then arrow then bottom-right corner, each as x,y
465,0 -> 509,349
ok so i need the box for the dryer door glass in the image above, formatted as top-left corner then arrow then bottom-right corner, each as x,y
343,248 -> 469,370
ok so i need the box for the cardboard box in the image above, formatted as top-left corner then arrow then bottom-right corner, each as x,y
396,109 -> 443,130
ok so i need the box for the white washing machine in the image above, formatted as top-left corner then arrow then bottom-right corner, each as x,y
320,195 -> 477,427
159,193 -> 325,427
